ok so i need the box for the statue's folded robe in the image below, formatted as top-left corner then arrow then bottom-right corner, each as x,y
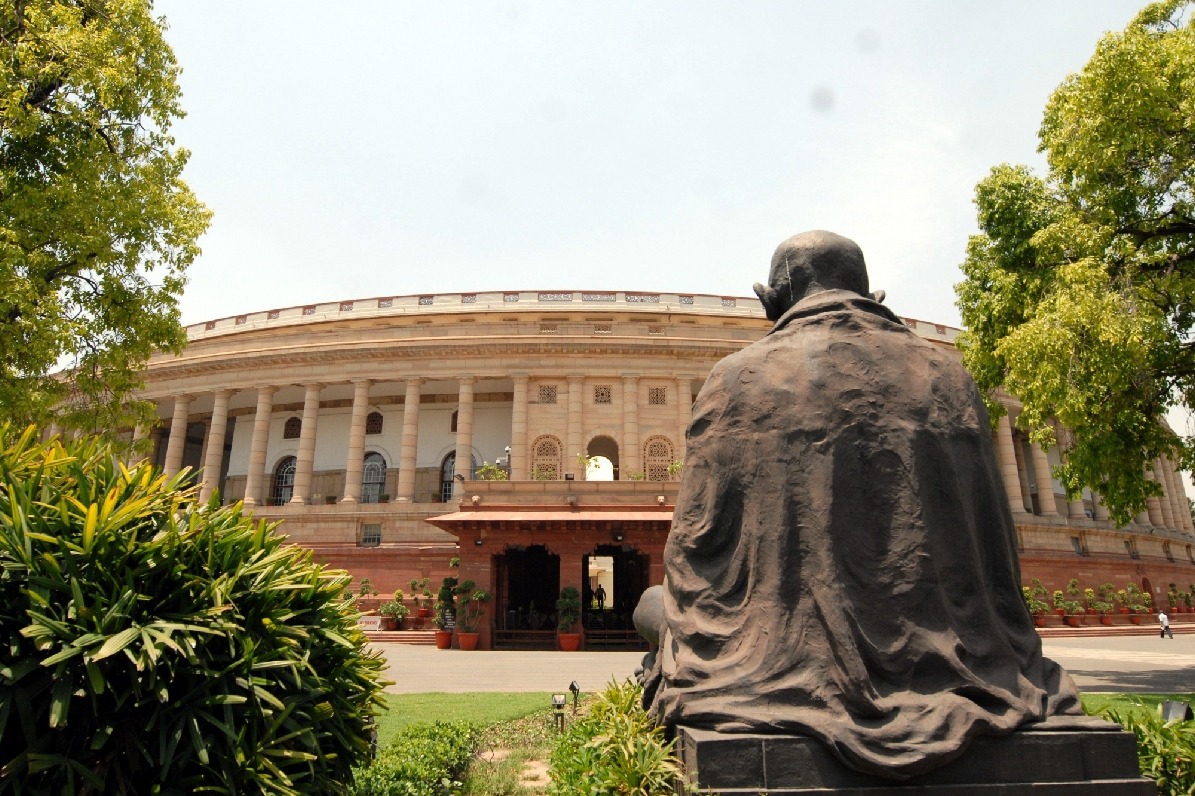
647,289 -> 1082,780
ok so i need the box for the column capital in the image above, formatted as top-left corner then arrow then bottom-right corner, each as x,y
213,388 -> 235,399
300,382 -> 325,391
511,373 -> 530,383
622,374 -> 641,381
253,384 -> 278,396
457,375 -> 476,386
403,377 -> 425,387
351,378 -> 374,388
567,373 -> 585,383
172,393 -> 195,403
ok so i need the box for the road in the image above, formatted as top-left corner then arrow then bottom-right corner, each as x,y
373,634 -> 1195,695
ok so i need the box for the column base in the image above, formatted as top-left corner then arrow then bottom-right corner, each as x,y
675,716 -> 1154,794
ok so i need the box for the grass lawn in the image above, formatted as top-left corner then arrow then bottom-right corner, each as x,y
376,692 -> 555,746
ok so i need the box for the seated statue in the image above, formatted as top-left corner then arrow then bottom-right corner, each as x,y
640,231 -> 1082,779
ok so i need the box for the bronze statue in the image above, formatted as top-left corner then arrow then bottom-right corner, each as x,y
641,231 -> 1082,779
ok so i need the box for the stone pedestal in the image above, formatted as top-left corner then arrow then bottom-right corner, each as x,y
676,716 -> 1155,794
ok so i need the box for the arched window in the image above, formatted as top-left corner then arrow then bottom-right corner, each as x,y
440,451 -> 478,502
531,435 -> 563,480
644,436 -> 674,482
282,416 -> 302,439
361,452 -> 387,503
365,411 -> 383,435
272,456 -> 296,504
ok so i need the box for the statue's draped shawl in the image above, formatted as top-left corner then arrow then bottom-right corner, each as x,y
648,290 -> 1081,779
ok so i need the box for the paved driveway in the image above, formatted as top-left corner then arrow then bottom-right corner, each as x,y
372,634 -> 1195,695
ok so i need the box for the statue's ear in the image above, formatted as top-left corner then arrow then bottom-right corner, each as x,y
753,282 -> 783,321
871,289 -> 886,304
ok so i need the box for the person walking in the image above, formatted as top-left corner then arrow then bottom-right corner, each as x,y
594,584 -> 606,611
1159,609 -> 1174,639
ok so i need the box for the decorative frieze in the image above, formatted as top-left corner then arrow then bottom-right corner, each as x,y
582,292 -> 616,302
627,293 -> 660,303
538,292 -> 573,302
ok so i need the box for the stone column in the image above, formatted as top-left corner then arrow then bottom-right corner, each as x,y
1143,463 -> 1166,526
129,424 -> 149,466
1152,459 -> 1176,529
510,374 -> 529,480
163,395 -> 193,477
622,375 -> 641,478
453,377 -> 475,497
341,380 -> 372,503
1028,440 -> 1058,516
994,412 -> 1025,514
1092,491 -> 1111,522
397,378 -> 423,501
243,386 -> 276,507
676,376 -> 693,464
567,374 -> 584,479
1010,433 -> 1034,513
199,390 -> 233,503
1162,455 -> 1189,532
290,383 -> 323,505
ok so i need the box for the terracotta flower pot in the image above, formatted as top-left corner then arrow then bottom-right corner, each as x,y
457,631 -> 480,651
434,630 -> 453,649
558,632 -> 582,651
1064,615 -> 1084,627
380,616 -> 397,631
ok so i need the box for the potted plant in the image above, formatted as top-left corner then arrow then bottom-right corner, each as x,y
433,577 -> 458,649
378,596 -> 409,631
409,576 -> 432,623
453,579 -> 491,650
1022,579 -> 1050,627
556,586 -> 583,651
1051,589 -> 1066,616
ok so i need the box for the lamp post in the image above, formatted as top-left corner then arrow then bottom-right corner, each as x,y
552,693 -> 567,731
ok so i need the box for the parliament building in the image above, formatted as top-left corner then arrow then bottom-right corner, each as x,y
130,289 -> 1195,649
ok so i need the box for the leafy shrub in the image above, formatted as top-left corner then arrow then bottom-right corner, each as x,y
0,427 -> 387,794
548,680 -> 688,795
1104,706 -> 1195,795
350,722 -> 479,796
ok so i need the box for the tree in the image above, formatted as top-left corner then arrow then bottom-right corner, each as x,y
956,0 -> 1195,525
0,0 -> 210,438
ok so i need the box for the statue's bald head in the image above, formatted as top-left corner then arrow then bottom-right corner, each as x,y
754,231 -> 870,321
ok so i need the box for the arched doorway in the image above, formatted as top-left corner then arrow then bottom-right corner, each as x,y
587,435 -> 620,480
583,544 -> 649,650
361,452 -> 387,503
440,451 -> 477,502
271,456 -> 296,504
492,544 -> 560,649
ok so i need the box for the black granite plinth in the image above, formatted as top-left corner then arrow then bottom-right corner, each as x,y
676,716 -> 1155,794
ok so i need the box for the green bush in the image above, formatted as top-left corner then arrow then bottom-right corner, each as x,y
548,680 -> 688,795
350,722 -> 479,796
0,427 -> 387,794
1104,706 -> 1195,795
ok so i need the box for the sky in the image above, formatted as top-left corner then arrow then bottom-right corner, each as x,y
155,1 -> 1149,331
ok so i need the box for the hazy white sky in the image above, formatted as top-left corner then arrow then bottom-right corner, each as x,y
157,2 -> 1146,329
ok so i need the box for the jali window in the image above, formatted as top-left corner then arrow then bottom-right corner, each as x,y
365,411 -> 383,435
531,435 -> 563,480
643,436 -> 675,482
283,416 -> 302,439
538,385 -> 557,404
594,386 -> 612,404
647,387 -> 667,406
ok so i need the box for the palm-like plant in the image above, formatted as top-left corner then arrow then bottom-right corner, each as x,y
0,426 -> 387,794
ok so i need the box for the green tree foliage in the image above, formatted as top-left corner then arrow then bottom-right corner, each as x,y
0,426 -> 386,794
0,1 -> 210,436
956,0 -> 1195,524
